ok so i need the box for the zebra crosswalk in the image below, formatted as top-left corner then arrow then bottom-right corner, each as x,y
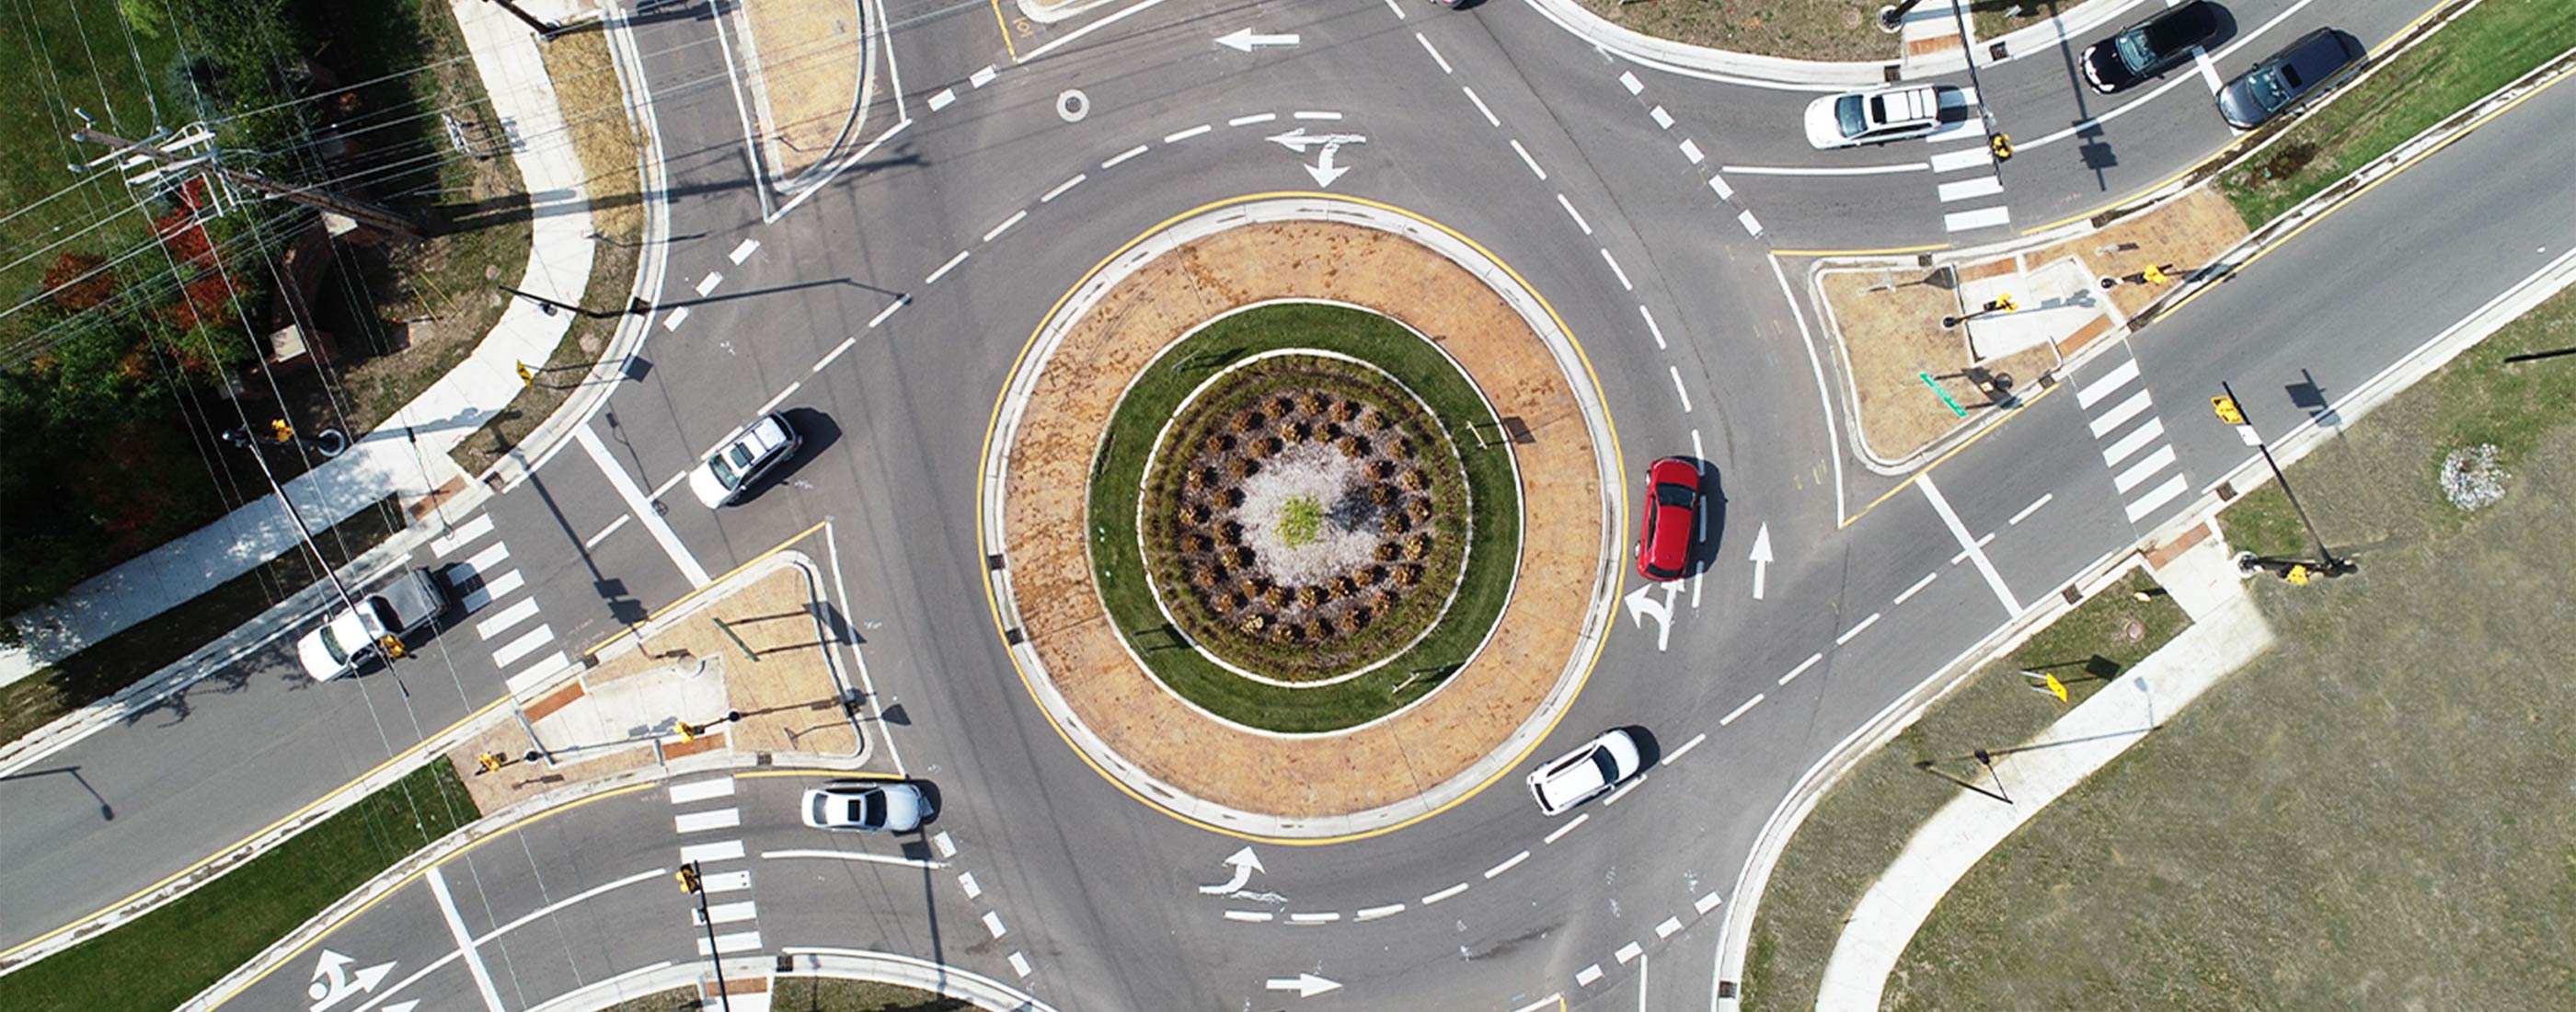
2073,354 -> 2192,523
428,512 -> 569,696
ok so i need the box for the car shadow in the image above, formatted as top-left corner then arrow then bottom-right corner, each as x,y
736,407 -> 840,504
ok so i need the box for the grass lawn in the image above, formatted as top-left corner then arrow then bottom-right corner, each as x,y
0,760 -> 477,1012
1739,568 -> 2188,1012
770,977 -> 974,1011
1881,287 -> 2576,1008
2219,0 -> 2576,226
0,1 -> 192,301
1087,303 -> 1521,732
1572,0 -> 2055,64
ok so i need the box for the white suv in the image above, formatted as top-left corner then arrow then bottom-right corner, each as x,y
1526,729 -> 1644,815
1803,85 -> 1968,149
688,412 -> 801,507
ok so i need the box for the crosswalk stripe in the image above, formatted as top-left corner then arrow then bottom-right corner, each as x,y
502,653 -> 569,696
702,870 -> 752,892
459,541 -> 511,577
2087,390 -> 2154,437
675,809 -> 742,834
2076,358 -> 2142,408
429,514 -> 495,558
696,931 -> 762,956
1928,145 -> 1993,173
1942,205 -> 2011,232
454,569 -> 524,613
2123,474 -> 2192,521
679,840 -> 746,864
1936,176 -> 2003,202
491,624 -> 556,668
696,901 -> 757,926
475,597 -> 542,641
2113,444 -> 2179,493
2101,417 -> 2167,467
670,779 -> 737,805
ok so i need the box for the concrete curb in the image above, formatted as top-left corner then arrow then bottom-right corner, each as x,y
1520,0 -> 2149,90
977,197 -> 1624,840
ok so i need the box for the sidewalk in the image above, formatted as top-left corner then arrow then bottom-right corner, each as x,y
0,0 -> 600,687
1810,531 -> 2273,1011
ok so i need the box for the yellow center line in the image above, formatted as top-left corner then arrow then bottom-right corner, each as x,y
988,0 -> 1020,62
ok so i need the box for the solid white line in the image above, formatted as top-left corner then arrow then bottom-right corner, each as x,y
1601,248 -> 1633,291
1415,32 -> 1452,74
1893,569 -> 1940,604
661,305 -> 690,330
2113,443 -> 2179,493
959,871 -> 982,899
1650,106 -> 1674,129
1777,652 -> 1823,685
1834,613 -> 1880,645
1042,173 -> 1087,202
695,271 -> 723,296
757,381 -> 802,418
1101,144 -> 1149,168
971,65 -> 998,87
1943,205 -> 2012,232
2101,417 -> 2166,467
573,425 -> 711,586
1294,110 -> 1343,121
727,238 -> 759,264
1738,209 -> 1764,236
1601,776 -> 1644,806
1662,732 -> 1706,765
1678,138 -> 1705,165
354,883 -> 670,1012
1461,86 -> 1500,127
983,210 -> 1028,242
1558,194 -> 1593,235
1655,916 -> 1684,939
680,840 -> 747,864
429,513 -> 495,557
1917,475 -> 2018,613
932,832 -> 957,858
1288,912 -> 1340,925
1618,71 -> 1643,95
1937,176 -> 2004,202
2124,473 -> 2191,521
1719,694 -> 1765,726
1356,903 -> 1407,921
1018,0 -> 1179,63
1616,941 -> 1645,963
926,250 -> 970,284
926,87 -> 956,111
1719,162 -> 1927,177
697,930 -> 762,956
2008,493 -> 2053,526
1423,882 -> 1469,904
474,597 -> 541,641
1484,851 -> 1531,879
1696,891 -> 1723,914
1226,112 -> 1276,126
1668,366 -> 1694,412
698,901 -> 758,926
1769,256 -> 1846,521
581,514 -> 629,550
759,848 -> 945,869
1510,139 -> 1547,179
1577,964 -> 1605,986
426,868 -> 508,1012
1224,910 -> 1274,923
702,870 -> 751,893
490,624 -> 555,669
1927,145 -> 1992,173
2077,358 -> 2142,408
1545,813 -> 1591,844
1162,124 -> 1212,143
983,911 -> 1007,937
2087,389 -> 2155,436
674,809 -> 742,834
867,295 -> 910,328
669,779 -> 736,805
812,335 -> 857,374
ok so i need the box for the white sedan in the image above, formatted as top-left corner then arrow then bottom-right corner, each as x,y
1803,85 -> 1971,149
801,780 -> 934,833
1526,729 -> 1643,815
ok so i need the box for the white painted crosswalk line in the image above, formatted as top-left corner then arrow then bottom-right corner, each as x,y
2124,474 -> 2191,521
1927,145 -> 1994,173
696,901 -> 758,926
2087,390 -> 2155,437
679,840 -> 746,864
2100,417 -> 2167,467
491,625 -> 556,668
701,870 -> 752,893
475,597 -> 542,641
1943,205 -> 2011,232
696,930 -> 762,956
2113,444 -> 2179,493
430,514 -> 496,558
502,653 -> 569,696
670,779 -> 738,805
2077,358 -> 2142,408
459,541 -> 511,578
454,568 -> 524,613
1936,176 -> 2004,202
675,809 -> 742,834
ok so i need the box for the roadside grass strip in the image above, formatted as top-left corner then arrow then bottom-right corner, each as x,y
1738,569 -> 2187,1012
2220,0 -> 2576,226
0,761 -> 477,1012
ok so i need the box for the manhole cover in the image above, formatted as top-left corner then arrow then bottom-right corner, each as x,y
2122,617 -> 2145,642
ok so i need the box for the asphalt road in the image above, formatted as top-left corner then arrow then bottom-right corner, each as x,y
11,0 -> 2569,1009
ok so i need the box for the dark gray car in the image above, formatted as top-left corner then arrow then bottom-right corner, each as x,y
2083,0 -> 2224,94
2218,28 -> 2363,129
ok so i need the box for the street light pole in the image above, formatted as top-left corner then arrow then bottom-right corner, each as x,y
2216,382 -> 2352,577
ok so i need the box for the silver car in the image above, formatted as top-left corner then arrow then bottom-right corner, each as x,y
1526,730 -> 1644,815
687,412 -> 801,508
801,780 -> 933,833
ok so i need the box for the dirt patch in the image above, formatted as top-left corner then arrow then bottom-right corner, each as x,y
2034,187 -> 2251,320
741,0 -> 871,178
1822,267 -> 1992,462
1001,219 -> 1604,821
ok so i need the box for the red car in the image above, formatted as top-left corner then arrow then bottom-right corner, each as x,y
1635,456 -> 1702,581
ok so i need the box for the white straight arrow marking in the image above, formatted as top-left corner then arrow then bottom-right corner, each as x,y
1748,523 -> 1774,601
1265,972 -> 1343,997
1217,28 -> 1300,52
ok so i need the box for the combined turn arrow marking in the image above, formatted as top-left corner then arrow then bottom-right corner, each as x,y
1264,128 -> 1368,188
1622,582 -> 1680,652
1749,523 -> 1773,601
1265,972 -> 1343,998
1196,845 -> 1266,895
1216,27 -> 1301,52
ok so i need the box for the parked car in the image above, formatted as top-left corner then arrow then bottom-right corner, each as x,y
1803,85 -> 1968,149
1634,456 -> 1704,581
2217,28 -> 2363,129
295,568 -> 451,681
688,412 -> 802,507
1527,730 -> 1644,815
802,780 -> 934,833
2082,0 -> 2224,93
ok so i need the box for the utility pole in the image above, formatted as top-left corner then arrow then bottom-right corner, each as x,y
71,120 -> 422,239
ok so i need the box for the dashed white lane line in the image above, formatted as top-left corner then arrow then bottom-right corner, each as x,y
581,513 -> 630,549
1668,366 -> 1695,412
1679,138 -> 1705,164
1577,964 -> 1605,986
1892,570 -> 1940,605
1655,915 -> 1685,939
1616,941 -> 1645,964
926,87 -> 956,111
1227,112 -> 1277,126
932,832 -> 958,858
1294,110 -> 1342,121
1661,732 -> 1707,766
1601,776 -> 1646,807
727,238 -> 759,264
1544,812 -> 1590,844
925,250 -> 970,284
982,911 -> 1008,938
1927,145 -> 1993,173
2101,417 -> 2167,467
475,597 -> 541,641
1936,176 -> 2005,202
695,271 -> 723,295
1835,612 -> 1881,645
1650,106 -> 1673,129
1356,903 -> 1406,921
958,871 -> 982,899
2008,492 -> 2053,525
1041,173 -> 1087,202
1510,139 -> 1547,179
983,210 -> 1028,243
1557,193 -> 1593,235
2114,444 -> 2179,493
1461,86 -> 1500,127
1164,123 -> 1212,143
756,380 -> 801,418
2124,473 -> 2191,521
2077,358 -> 2142,407
1008,952 -> 1032,978
661,305 -> 690,330
1415,32 -> 1452,74
1225,910 -> 1274,923
427,868 -> 508,1012
1949,531 -> 1998,564
679,840 -> 746,865
1708,174 -> 1734,200
867,294 -> 910,328
1382,0 -> 1405,18
1288,912 -> 1341,925
1719,694 -> 1765,726
1101,144 -> 1148,168
2088,389 -> 2155,437
1618,71 -> 1643,94
812,335 -> 857,374
1600,248 -> 1633,291
1777,651 -> 1824,685
1943,205 -> 2013,232
1721,162 -> 1927,177
1737,209 -> 1764,236
1484,850 -> 1531,880
1423,882 -> 1469,904
648,468 -> 690,503
1695,892 -> 1723,914
1639,305 -> 1667,350
1920,475 -> 2019,613
970,64 -> 998,87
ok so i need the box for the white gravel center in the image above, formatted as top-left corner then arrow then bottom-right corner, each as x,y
1236,443 -> 1379,586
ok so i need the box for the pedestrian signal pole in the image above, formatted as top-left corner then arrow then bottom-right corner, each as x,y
2214,383 -> 2352,578
675,861 -> 734,1010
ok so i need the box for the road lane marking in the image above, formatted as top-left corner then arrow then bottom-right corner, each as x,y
2124,473 -> 2191,521
2008,493 -> 2053,525
574,425 -> 712,586
1461,86 -> 1500,127
926,250 -> 970,284
2101,417 -> 2166,466
1415,32 -> 1452,74
1294,110 -> 1343,121
759,848 -> 944,869
1937,176 -> 2004,202
1777,652 -> 1823,685
674,809 -> 742,834
1423,882 -> 1469,904
2076,358 -> 2141,407
1834,613 -> 1880,645
1545,812 -> 1590,843
681,840 -> 747,864
1949,531 -> 1997,564
1602,776 -> 1645,806
1892,569 -> 1940,604
431,513 -> 496,556
933,832 -> 957,857
1601,247 -> 1633,291
1009,952 -> 1032,978
1678,138 -> 1705,164
1484,850 -> 1531,879
670,779 -> 736,804
813,335 -> 857,374
502,653 -> 568,696
698,931 -> 762,956
1696,891 -> 1724,914
1738,209 -> 1764,236
1708,174 -> 1734,200
1558,193 -> 1593,235
1639,305 -> 1666,349
661,305 -> 690,330
1041,173 -> 1087,201
1719,695 -> 1764,726
1356,903 -> 1406,921
2087,390 -> 2155,436
1942,205 -> 2012,232
1720,162 -> 1927,176
1101,144 -> 1148,168
649,469 -> 691,502
695,271 -> 723,295
475,598 -> 542,641
757,381 -> 802,418
1510,139 -> 1547,179
697,901 -> 758,926
983,911 -> 1008,937
1917,475 -> 2018,613
1655,916 -> 1684,939
2193,46 -> 2224,95
1577,964 -> 1605,986
1662,732 -> 1706,766
959,871 -> 982,899
868,295 -> 911,328
427,868 -> 508,1012
491,625 -> 556,668
2112,444 -> 2179,493
1616,941 -> 1644,964
1225,910 -> 1274,923
727,238 -> 759,263
970,65 -> 998,87
1668,366 -> 1694,412
1288,911 -> 1340,925
1382,0 -> 1404,18
983,210 -> 1028,242
1161,126 -> 1210,147
927,87 -> 956,110
1927,145 -> 1993,173
1650,106 -> 1673,128
703,870 -> 751,892
1226,112 -> 1277,126
1618,71 -> 1643,95
581,514 -> 630,550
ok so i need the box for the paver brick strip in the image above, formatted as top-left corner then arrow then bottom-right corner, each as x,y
1004,221 -> 1603,820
